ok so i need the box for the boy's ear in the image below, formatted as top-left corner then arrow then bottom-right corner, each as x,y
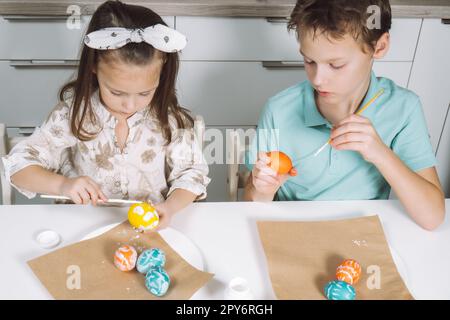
373,32 -> 390,59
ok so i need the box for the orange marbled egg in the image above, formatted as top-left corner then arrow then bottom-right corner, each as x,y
114,245 -> 137,272
336,259 -> 362,285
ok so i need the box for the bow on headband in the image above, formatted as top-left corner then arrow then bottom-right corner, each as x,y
84,24 -> 187,52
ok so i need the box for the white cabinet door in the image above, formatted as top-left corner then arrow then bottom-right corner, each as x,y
177,17 -> 300,61
177,17 -> 421,62
0,15 -> 90,60
177,61 -> 307,126
0,61 -> 77,127
373,62 -> 411,88
177,61 -> 411,126
436,105 -> 450,197
409,19 -> 450,154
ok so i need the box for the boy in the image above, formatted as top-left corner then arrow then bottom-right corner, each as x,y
244,0 -> 445,230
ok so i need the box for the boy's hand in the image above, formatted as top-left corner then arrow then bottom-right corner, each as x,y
329,114 -> 390,164
251,152 -> 297,196
60,176 -> 108,205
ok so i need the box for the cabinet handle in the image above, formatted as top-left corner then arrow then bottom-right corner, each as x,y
3,15 -> 70,21
9,60 -> 79,68
266,17 -> 290,24
18,127 -> 35,136
262,61 -> 305,69
442,19 -> 450,25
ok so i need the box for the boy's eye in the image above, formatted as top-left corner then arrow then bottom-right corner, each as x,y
305,60 -> 315,65
330,64 -> 345,70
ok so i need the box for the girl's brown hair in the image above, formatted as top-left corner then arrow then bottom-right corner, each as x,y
288,0 -> 392,53
59,0 -> 193,144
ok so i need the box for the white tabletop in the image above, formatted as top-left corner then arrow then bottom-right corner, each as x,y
0,199 -> 449,300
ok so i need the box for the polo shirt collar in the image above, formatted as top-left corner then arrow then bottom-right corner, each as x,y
303,71 -> 384,127
303,81 -> 328,127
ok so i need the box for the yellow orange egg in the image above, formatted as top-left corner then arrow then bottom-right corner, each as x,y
128,202 -> 159,231
336,259 -> 362,285
114,245 -> 137,272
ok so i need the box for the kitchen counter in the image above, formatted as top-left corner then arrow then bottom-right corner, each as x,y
0,0 -> 449,19
0,199 -> 449,299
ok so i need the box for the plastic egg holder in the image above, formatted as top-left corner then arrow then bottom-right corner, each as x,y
128,202 -> 159,232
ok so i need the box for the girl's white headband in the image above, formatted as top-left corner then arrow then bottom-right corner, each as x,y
84,24 -> 187,52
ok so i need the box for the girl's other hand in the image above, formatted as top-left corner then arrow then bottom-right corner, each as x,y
60,176 -> 108,205
151,202 -> 174,232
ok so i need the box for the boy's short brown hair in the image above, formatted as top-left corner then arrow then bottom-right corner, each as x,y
288,0 -> 392,52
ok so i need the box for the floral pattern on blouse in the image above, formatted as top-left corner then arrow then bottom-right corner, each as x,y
1,90 -> 210,204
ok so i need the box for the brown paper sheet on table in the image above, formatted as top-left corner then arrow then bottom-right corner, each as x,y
28,221 -> 214,300
257,215 -> 413,300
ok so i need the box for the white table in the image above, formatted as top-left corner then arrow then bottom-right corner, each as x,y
0,200 -> 449,300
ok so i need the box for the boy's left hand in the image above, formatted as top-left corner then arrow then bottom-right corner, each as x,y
151,202 -> 174,231
329,114 -> 390,165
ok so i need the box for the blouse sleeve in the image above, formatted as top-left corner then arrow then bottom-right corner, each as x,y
165,116 -> 210,201
1,101 -> 77,198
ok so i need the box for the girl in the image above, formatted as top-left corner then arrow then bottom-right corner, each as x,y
2,0 -> 210,230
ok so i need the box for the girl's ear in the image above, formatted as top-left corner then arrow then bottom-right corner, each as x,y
373,32 -> 390,59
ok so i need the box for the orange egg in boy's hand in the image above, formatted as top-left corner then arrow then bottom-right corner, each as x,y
266,151 -> 296,176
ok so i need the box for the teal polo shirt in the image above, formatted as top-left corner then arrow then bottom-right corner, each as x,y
245,71 -> 437,201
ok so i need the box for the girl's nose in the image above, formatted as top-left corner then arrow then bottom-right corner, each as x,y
122,98 -> 136,112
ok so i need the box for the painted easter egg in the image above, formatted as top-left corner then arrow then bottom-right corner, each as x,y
136,248 -> 166,274
324,280 -> 356,300
266,151 -> 293,175
128,202 -> 159,231
336,259 -> 362,285
145,267 -> 170,297
113,245 -> 137,272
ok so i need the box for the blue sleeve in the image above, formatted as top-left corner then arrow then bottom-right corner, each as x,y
391,98 -> 437,172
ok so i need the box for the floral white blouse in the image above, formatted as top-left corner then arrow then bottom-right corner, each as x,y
2,90 -> 210,203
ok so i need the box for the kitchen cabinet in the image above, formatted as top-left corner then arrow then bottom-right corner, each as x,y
436,106 -> 450,197
176,17 -> 421,62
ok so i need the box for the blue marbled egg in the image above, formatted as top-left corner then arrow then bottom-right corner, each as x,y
145,267 -> 170,297
136,248 -> 166,274
324,280 -> 356,300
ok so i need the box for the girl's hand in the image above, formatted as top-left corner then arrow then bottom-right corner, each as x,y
251,152 -> 297,196
330,114 -> 390,164
152,202 -> 174,231
60,176 -> 108,205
